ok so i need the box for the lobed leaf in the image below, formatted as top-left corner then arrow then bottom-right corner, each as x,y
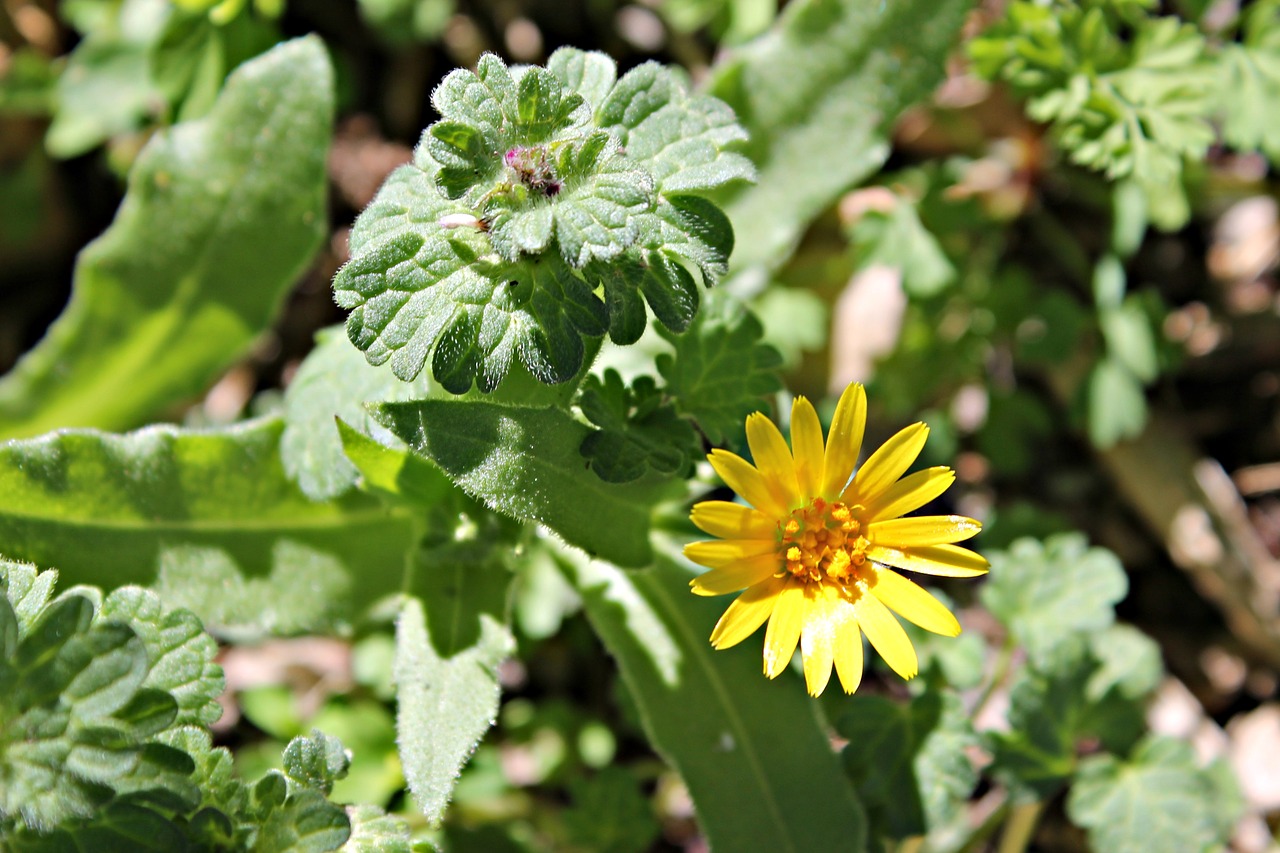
578,370 -> 700,483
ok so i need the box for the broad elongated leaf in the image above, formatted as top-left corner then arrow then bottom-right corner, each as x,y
394,549 -> 514,824
373,400 -> 682,567
0,37 -> 333,440
708,0 -> 972,280
560,548 -> 866,851
0,418 -> 418,635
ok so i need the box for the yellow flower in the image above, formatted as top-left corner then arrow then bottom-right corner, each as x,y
685,383 -> 989,696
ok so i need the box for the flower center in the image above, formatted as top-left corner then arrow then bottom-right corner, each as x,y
780,498 -> 870,586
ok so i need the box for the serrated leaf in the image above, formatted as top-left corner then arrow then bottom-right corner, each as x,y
335,420 -> 456,511
552,155 -> 655,267
1067,737 -> 1235,853
547,47 -> 617,110
709,0 -> 972,279
1219,5 -> 1280,160
560,549 -> 867,851
252,784 -> 351,853
395,558 -> 514,824
283,730 -> 351,796
282,326 -> 433,501
578,370 -> 700,483
98,587 -> 224,727
1,37 -> 333,440
373,400 -> 683,567
837,691 -> 979,840
656,290 -> 783,447
341,804 -> 412,853
0,559 -> 58,637
0,419 -> 419,636
980,534 -> 1128,669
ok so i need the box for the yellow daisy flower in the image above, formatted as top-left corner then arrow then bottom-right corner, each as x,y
685,382 -> 989,697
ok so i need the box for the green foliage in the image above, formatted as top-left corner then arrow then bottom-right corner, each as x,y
0,37 -> 332,440
980,534 -> 1128,669
1067,737 -> 1240,853
1218,1 -> 1280,160
357,0 -> 455,44
0,562 -> 410,850
561,548 -> 867,852
561,766 -> 660,853
578,370 -> 700,483
335,49 -> 752,394
0,419 -> 420,635
849,194 -> 956,298
708,0 -> 972,279
373,399 -> 684,567
837,691 -> 979,841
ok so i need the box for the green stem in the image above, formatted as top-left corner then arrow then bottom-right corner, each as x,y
971,634 -> 1016,721
997,800 -> 1045,853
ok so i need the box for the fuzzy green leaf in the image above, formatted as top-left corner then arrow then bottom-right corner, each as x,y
0,37 -> 333,440
282,730 -> 351,796
1218,2 -> 1280,160
561,549 -> 867,851
281,326 -> 433,501
0,419 -> 419,636
251,782 -> 351,853
98,587 -> 224,727
373,400 -> 683,567
980,534 -> 1128,669
578,370 -> 700,483
394,554 -> 514,824
709,0 -> 972,279
562,766 -> 661,853
657,291 -> 783,447
1067,737 -> 1238,853
341,803 -> 413,852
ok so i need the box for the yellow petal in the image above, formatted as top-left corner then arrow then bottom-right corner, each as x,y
833,605 -> 864,694
710,576 -> 786,649
864,467 -> 956,522
855,589 -> 918,680
690,553 -> 781,596
846,422 -> 930,506
762,578 -> 807,678
708,449 -> 790,518
684,539 -> 777,569
820,383 -> 866,499
690,501 -> 777,540
866,543 -> 990,577
790,397 -> 826,500
800,584 -> 840,696
868,567 -> 961,637
746,412 -> 801,512
868,515 -> 982,547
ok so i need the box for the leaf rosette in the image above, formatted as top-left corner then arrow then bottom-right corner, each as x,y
334,49 -> 755,393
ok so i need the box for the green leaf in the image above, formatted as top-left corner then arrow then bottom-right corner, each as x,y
850,196 -> 956,297
709,0 -> 972,279
45,0 -> 167,158
837,691 -> 979,840
657,290 -> 783,448
1067,737 -> 1236,853
282,326 -> 433,501
1087,356 -> 1149,448
341,803 -> 413,852
282,730 -> 350,796
1218,2 -> 1280,160
356,0 -> 455,43
562,766 -> 661,853
335,420 -> 457,511
0,559 -> 58,637
0,36 -> 333,439
0,419 -> 419,636
578,370 -> 700,483
980,534 -> 1128,669
252,782 -> 351,853
1100,299 -> 1159,383
338,51 -> 750,393
373,399 -> 683,567
394,551 -> 515,824
561,550 -> 865,851
98,587 -> 224,727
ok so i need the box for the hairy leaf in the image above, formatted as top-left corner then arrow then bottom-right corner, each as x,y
373,399 -> 683,567
578,370 -> 700,483
708,0 -> 972,279
0,418 -> 419,636
561,549 -> 866,851
0,37 -> 333,439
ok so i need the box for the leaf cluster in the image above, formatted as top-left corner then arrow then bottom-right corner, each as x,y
0,561 -> 410,851
971,0 -> 1280,229
334,49 -> 753,394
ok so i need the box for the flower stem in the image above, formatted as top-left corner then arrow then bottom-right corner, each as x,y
997,800 -> 1045,853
